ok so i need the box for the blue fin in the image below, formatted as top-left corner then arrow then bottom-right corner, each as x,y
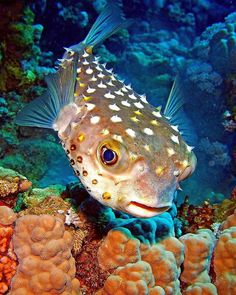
70,1 -> 128,52
15,58 -> 77,129
164,78 -> 196,145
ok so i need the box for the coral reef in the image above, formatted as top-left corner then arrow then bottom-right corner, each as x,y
0,166 -> 32,208
10,214 -> 81,295
214,210 -> 236,295
0,206 -> 17,294
95,209 -> 236,295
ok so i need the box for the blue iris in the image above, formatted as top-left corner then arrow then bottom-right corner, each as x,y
103,149 -> 115,162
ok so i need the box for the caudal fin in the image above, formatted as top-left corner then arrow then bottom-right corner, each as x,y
70,0 -> 128,52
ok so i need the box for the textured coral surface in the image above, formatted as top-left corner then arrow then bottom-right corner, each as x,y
9,214 -> 80,295
0,207 -> 17,295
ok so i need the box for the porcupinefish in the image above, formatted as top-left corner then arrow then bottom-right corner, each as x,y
16,2 -> 196,218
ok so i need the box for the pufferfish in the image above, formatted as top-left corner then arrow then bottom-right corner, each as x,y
16,1 -> 196,218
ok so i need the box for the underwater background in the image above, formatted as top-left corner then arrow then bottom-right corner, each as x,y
1,0 -> 236,294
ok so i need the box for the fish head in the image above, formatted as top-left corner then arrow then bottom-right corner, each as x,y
59,99 -> 196,218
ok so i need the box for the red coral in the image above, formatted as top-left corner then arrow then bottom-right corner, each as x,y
0,225 -> 17,294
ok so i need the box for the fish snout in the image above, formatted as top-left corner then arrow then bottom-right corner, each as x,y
178,152 -> 197,182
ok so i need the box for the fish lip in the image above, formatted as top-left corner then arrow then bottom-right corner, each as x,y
128,201 -> 170,213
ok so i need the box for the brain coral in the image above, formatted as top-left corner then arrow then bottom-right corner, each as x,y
9,214 -> 81,295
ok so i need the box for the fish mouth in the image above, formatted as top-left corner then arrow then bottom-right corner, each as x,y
126,201 -> 171,218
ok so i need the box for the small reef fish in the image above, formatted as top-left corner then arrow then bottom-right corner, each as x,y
16,2 -> 196,218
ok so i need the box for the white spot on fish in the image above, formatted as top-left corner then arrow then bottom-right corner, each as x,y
121,86 -> 128,93
104,91 -> 115,99
126,128 -> 136,138
100,129 -> 110,135
82,51 -> 89,58
126,84 -> 132,90
98,72 -> 105,78
140,94 -> 148,104
90,116 -> 100,124
111,75 -> 116,81
87,86 -> 96,94
143,128 -> 154,135
174,170 -> 180,176
121,100 -> 131,107
114,90 -> 124,96
171,125 -> 179,132
90,75 -> 97,82
111,115 -> 122,123
112,134 -> 123,143
64,47 -> 74,55
129,93 -> 137,100
167,147 -> 175,157
83,59 -> 89,65
85,103 -> 96,111
98,81 -> 107,88
144,144 -> 151,152
106,68 -> 113,74
86,67 -> 93,75
152,111 -> 162,118
77,67 -> 81,74
96,65 -> 103,71
107,80 -> 115,86
95,56 -> 100,62
134,102 -> 144,109
109,104 -> 121,111
186,145 -> 194,152
171,134 -> 179,144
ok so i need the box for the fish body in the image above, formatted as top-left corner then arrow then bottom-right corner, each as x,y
16,2 -> 196,218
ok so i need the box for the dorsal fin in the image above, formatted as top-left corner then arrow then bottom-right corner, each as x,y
15,1 -> 127,130
164,78 -> 196,145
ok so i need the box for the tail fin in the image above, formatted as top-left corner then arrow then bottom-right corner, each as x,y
70,0 -> 128,52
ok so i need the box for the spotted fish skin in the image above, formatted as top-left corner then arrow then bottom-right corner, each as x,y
54,50 -> 196,218
16,2 -> 196,218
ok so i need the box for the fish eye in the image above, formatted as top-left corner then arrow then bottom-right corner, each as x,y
100,145 -> 118,165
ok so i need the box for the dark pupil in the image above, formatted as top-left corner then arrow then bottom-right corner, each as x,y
103,149 -> 115,162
